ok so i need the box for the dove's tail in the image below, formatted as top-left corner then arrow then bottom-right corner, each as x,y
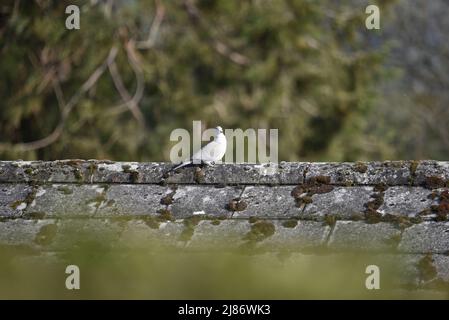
167,160 -> 192,173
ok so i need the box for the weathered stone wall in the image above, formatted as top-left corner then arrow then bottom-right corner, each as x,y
1,160 -> 449,290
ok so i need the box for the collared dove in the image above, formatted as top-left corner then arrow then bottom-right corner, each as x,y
169,126 -> 227,172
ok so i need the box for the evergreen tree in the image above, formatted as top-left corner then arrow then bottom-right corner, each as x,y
0,0 -> 395,161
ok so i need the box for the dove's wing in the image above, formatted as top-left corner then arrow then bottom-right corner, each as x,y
192,139 -> 226,162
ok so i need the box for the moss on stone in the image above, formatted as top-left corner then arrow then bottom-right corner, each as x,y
143,216 -> 160,229
10,186 -> 39,210
57,186 -> 73,195
302,195 -> 313,203
227,198 -> 247,212
383,234 -> 401,247
350,213 -> 364,221
24,211 -> 46,219
106,199 -> 115,207
323,214 -> 337,227
410,160 -> 420,176
183,215 -> 202,227
354,162 -> 368,173
160,193 -> 174,206
314,175 -> 331,184
364,209 -> 382,224
66,160 -> 83,167
194,167 -> 205,184
244,220 -> 275,241
178,216 -> 202,241
86,193 -> 107,209
364,194 -> 384,212
417,254 -> 437,281
424,176 -> 446,189
429,190 -> 449,221
394,215 -> 412,229
73,168 -> 84,182
122,165 -> 140,183
373,183 -> 388,193
290,185 -> 304,199
344,180 -> 354,187
291,176 -> 333,207
88,162 -> 98,177
282,219 -> 298,228
179,227 -> 195,241
363,182 -> 388,223
129,171 -> 140,183
409,216 -> 423,224
34,224 -> 58,246
9,200 -> 23,210
157,208 -> 174,221
248,216 -> 258,224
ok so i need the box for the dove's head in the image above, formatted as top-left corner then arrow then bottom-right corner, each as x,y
215,126 -> 224,135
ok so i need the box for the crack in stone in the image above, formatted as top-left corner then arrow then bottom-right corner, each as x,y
230,186 -> 247,218
323,219 -> 336,246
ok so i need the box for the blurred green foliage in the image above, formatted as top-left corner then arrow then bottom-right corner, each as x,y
1,0 -> 433,162
1,240 -> 447,299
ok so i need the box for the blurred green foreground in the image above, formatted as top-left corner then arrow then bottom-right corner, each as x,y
0,239 -> 447,299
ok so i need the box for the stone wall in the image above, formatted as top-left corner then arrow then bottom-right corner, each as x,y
1,160 -> 449,290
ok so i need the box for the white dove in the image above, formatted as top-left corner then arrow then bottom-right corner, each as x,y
169,126 -> 227,172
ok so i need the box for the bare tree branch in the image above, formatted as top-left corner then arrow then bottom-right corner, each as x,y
108,42 -> 146,128
137,0 -> 165,49
0,47 -> 118,153
415,105 -> 449,149
52,79 -> 66,113
182,0 -> 250,66
125,40 -> 145,111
